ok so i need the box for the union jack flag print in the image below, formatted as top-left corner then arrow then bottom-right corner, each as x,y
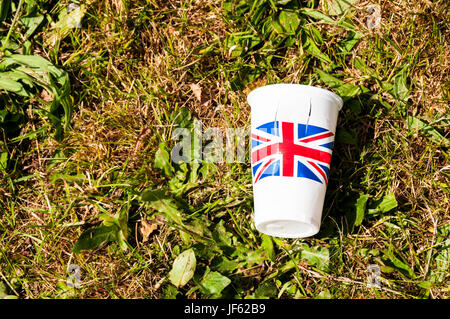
251,121 -> 334,184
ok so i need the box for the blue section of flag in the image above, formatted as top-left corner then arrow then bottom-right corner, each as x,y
256,121 -> 279,136
318,163 -> 330,179
297,124 -> 328,139
259,160 -> 280,180
319,142 -> 334,150
252,139 -> 263,148
297,161 -> 322,184
252,162 -> 262,176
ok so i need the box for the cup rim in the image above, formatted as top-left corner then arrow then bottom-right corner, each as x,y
247,83 -> 343,111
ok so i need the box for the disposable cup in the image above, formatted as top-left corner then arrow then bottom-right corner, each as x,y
248,84 -> 343,238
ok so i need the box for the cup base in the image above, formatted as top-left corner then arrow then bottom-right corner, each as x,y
256,219 -> 319,238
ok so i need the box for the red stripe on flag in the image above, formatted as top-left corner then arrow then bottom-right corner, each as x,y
308,161 -> 327,184
299,132 -> 334,143
252,144 -> 279,164
281,122 -> 295,176
254,157 -> 276,183
251,134 -> 271,142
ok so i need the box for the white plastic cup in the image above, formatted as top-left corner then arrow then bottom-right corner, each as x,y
248,84 -> 343,238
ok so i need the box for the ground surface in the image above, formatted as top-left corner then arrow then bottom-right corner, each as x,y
0,0 -> 448,299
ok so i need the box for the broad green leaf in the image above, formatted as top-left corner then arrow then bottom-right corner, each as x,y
326,0 -> 357,16
0,281 -> 7,298
407,116 -> 449,146
99,208 -> 129,251
382,249 -> 415,279
45,4 -> 86,47
369,192 -> 398,215
261,16 -> 275,38
147,197 -> 182,225
315,69 -> 342,88
254,282 -> 277,298
316,289 -> 333,299
0,281 -> 17,299
273,10 -> 300,35
141,189 -> 183,225
340,31 -> 362,53
0,77 -> 32,97
261,234 -> 275,262
0,54 -> 72,132
0,70 -> 34,87
222,2 -> 233,14
301,8 -> 356,31
214,256 -> 240,273
431,223 -> 450,283
0,55 -> 64,79
140,188 -> 167,202
59,95 -> 73,131
72,225 -> 118,253
0,36 -> 20,51
212,220 -> 232,247
436,222 -> 449,243
162,285 -> 179,299
417,281 -> 432,289
173,107 -> 192,128
200,270 -> 231,295
338,83 -> 367,98
309,25 -> 324,44
303,35 -> 331,63
20,14 -> 44,39
0,151 -> 7,171
168,249 -> 196,288
380,80 -> 393,92
392,69 -> 409,104
243,249 -> 267,266
354,193 -> 369,226
280,259 -> 296,273
300,244 -> 329,271
301,8 -> 337,24
316,69 -> 367,98
154,143 -> 174,177
0,0 -> 10,24
0,109 -> 8,123
434,244 -> 449,283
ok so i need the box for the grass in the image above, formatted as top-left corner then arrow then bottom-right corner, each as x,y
0,0 -> 449,299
